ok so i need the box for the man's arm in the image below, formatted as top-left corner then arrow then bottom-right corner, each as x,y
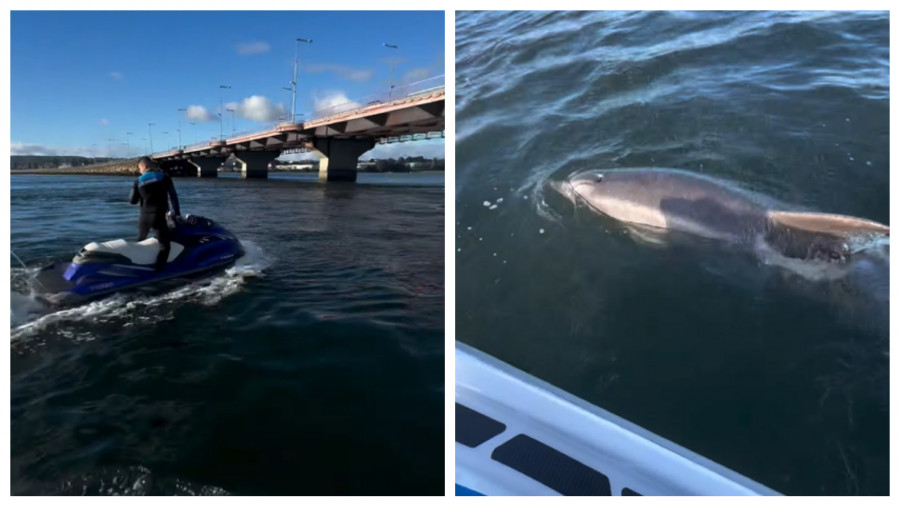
167,176 -> 181,215
129,180 -> 140,205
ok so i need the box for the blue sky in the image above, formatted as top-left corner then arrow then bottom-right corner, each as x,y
11,10 -> 445,160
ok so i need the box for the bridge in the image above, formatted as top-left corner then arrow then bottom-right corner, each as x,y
151,76 -> 444,182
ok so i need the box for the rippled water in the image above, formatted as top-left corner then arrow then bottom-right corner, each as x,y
456,11 -> 888,495
11,172 -> 444,495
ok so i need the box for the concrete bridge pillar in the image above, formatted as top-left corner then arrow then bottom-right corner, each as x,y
311,138 -> 375,182
187,157 -> 221,178
233,151 -> 279,179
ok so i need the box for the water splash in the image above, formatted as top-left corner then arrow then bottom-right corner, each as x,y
55,465 -> 229,496
10,240 -> 271,342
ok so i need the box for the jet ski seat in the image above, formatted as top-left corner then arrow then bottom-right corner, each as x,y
82,238 -> 185,265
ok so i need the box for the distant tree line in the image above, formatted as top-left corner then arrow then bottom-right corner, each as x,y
270,156 -> 445,173
361,156 -> 445,173
11,155 -> 121,170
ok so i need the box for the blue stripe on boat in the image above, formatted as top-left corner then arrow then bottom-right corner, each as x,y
456,484 -> 484,496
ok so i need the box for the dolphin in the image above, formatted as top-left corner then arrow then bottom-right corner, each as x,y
554,168 -> 889,283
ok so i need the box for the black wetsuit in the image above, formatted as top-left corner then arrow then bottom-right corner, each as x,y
129,170 -> 181,270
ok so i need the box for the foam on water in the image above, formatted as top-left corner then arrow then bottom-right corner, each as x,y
57,465 -> 229,496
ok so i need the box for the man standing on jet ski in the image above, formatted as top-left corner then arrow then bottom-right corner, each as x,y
130,156 -> 181,270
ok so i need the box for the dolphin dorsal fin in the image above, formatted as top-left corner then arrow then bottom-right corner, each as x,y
767,211 -> 889,238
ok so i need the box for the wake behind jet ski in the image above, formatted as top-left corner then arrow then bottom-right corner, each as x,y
33,214 -> 245,306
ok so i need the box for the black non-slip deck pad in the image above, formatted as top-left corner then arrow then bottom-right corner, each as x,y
491,434 -> 612,496
455,403 -> 506,448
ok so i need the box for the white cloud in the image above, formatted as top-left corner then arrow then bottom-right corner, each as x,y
100,118 -> 109,126
186,105 -> 213,122
12,142 -> 58,156
11,141 -> 134,158
110,71 -> 124,80
227,96 -> 285,122
305,63 -> 375,83
312,91 -> 360,116
236,41 -> 270,55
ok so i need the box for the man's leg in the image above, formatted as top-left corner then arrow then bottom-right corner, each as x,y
153,214 -> 172,271
138,214 -> 152,241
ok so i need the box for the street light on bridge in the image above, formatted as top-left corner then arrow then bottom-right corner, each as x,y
125,132 -> 133,158
218,85 -> 231,140
148,123 -> 156,153
290,38 -> 313,123
282,86 -> 293,121
384,43 -> 399,100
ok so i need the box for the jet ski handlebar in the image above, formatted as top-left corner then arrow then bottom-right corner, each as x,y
167,213 -> 202,228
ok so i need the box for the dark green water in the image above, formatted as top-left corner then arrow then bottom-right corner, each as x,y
10,172 -> 444,495
456,11 -> 888,495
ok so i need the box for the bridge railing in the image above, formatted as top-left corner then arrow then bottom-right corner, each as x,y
227,121 -> 283,142
306,74 -> 445,123
181,138 -> 225,152
172,74 -> 445,153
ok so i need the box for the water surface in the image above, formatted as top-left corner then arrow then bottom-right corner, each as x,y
11,171 -> 445,495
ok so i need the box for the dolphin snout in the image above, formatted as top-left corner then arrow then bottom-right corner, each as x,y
547,178 -> 578,204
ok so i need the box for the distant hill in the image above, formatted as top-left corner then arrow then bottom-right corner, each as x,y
11,155 -> 122,170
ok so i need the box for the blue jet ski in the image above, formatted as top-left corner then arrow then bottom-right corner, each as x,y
34,214 -> 245,306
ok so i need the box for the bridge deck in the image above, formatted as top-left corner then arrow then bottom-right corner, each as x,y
153,84 -> 444,160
